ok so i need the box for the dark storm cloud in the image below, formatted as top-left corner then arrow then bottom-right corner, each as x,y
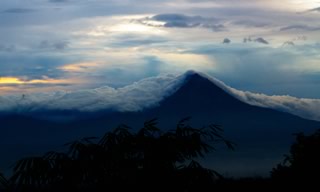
280,25 -> 320,31
3,8 -> 36,14
139,14 -> 225,31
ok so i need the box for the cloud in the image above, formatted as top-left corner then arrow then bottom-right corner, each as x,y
280,25 -> 320,31
0,73 -> 184,112
3,8 -> 35,14
243,37 -> 252,43
223,38 -> 231,44
189,43 -> 320,99
1,71 -> 320,122
138,14 -> 225,31
282,41 -> 295,47
194,72 -> 320,122
39,40 -> 69,51
254,37 -> 269,44
243,37 -> 269,44
228,88 -> 320,122
308,7 -> 320,12
232,20 -> 270,28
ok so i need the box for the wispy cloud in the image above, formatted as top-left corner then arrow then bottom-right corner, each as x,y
280,24 -> 320,31
138,14 -> 225,31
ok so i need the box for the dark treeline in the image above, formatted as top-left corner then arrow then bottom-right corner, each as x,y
1,118 -> 320,191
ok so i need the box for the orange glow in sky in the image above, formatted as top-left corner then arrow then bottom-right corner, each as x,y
0,77 -> 25,84
0,77 -> 75,85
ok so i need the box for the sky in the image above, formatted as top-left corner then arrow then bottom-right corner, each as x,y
0,0 -> 320,98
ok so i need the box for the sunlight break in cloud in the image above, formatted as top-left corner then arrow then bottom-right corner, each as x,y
59,62 -> 102,73
0,76 -> 72,85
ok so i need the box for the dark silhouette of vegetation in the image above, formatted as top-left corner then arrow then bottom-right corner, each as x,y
271,129 -> 320,185
0,172 -> 9,191
4,119 -> 320,190
7,118 -> 234,192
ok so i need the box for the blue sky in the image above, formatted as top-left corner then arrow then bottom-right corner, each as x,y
0,0 -> 320,98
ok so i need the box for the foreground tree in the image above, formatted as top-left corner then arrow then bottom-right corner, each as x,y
10,118 -> 234,191
271,130 -> 320,185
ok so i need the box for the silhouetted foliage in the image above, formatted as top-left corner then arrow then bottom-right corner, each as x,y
271,129 -> 320,185
9,118 -> 234,191
0,172 -> 9,191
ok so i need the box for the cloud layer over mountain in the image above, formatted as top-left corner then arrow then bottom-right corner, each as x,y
0,71 -> 320,122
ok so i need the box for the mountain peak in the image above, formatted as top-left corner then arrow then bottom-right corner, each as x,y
160,70 -> 249,112
182,70 -> 207,80
180,70 -> 229,94
180,70 -> 215,86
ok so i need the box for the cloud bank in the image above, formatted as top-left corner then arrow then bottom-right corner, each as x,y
198,72 -> 320,122
0,73 -> 185,113
0,71 -> 320,122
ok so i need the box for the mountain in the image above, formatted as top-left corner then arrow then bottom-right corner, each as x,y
0,71 -> 320,176
145,72 -> 320,176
